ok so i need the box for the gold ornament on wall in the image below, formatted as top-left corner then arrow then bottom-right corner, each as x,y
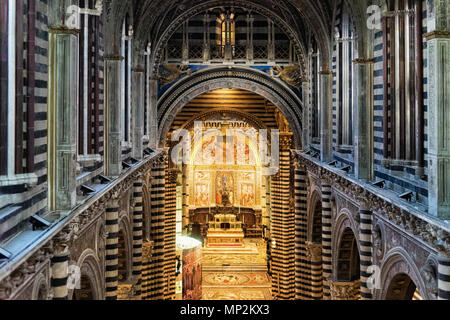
270,65 -> 303,90
159,64 -> 192,87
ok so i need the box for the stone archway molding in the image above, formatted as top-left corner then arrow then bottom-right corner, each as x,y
145,0 -> 313,76
158,67 -> 304,149
377,247 -> 429,300
70,249 -> 104,300
332,209 -> 361,279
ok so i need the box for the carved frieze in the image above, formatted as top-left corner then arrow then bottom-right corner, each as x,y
328,279 -> 361,300
0,152 -> 165,300
295,151 -> 450,256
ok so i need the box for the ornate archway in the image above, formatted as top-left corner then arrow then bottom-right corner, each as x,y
158,67 -> 304,148
134,0 -> 333,75
378,248 -> 428,300
71,250 -> 104,300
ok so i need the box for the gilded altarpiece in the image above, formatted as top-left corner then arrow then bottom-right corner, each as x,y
187,119 -> 264,210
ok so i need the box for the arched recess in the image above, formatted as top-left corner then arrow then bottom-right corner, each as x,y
385,273 -> 419,300
70,250 -> 104,300
336,227 -> 360,282
308,191 -> 323,244
332,211 -> 360,277
118,228 -> 129,284
306,190 -> 323,300
378,248 -> 428,300
142,175 -> 152,241
139,0 -> 324,75
31,273 -> 49,300
117,214 -> 133,283
330,211 -> 361,300
157,67 -> 304,149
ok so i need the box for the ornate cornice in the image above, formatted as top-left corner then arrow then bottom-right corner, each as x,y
295,151 -> 450,256
424,30 -> 450,40
0,151 -> 166,299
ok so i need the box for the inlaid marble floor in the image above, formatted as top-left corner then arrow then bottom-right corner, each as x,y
201,239 -> 272,300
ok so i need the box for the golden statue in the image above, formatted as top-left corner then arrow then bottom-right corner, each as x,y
270,65 -> 302,90
159,64 -> 192,87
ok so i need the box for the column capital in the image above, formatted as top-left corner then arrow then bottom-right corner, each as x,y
319,70 -> 332,75
132,66 -> 145,73
104,54 -> 125,61
279,132 -> 293,149
142,241 -> 154,261
425,30 -> 450,40
328,279 -> 361,300
353,58 -> 375,64
48,27 -> 80,35
117,284 -> 134,300
305,241 -> 322,263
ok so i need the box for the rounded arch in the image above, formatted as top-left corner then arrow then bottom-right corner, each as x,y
70,249 -> 104,300
31,273 -> 49,300
142,0 -> 318,75
117,215 -> 132,283
378,248 -> 428,300
158,67 -> 304,149
142,180 -> 151,242
307,190 -> 323,244
335,227 -> 360,282
332,209 -> 360,280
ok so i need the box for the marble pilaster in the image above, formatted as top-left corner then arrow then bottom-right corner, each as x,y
104,55 -> 123,177
319,71 -> 333,163
426,0 -> 450,219
353,59 -> 374,181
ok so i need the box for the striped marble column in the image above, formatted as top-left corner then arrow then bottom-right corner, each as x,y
321,182 -> 332,299
438,255 -> 450,300
294,162 -> 311,299
51,245 -> 69,300
359,207 -> 373,300
306,241 -> 323,300
270,133 -> 295,299
164,168 -> 177,299
147,158 -> 166,299
105,200 -> 119,300
132,179 -> 144,299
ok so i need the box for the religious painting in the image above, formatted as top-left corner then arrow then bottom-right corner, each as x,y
216,172 -> 234,207
195,184 -> 210,207
239,172 -> 255,207
235,134 -> 253,165
240,183 -> 255,207
195,135 -> 222,165
194,172 -> 210,207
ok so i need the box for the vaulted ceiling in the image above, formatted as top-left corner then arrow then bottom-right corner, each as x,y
103,0 -> 377,70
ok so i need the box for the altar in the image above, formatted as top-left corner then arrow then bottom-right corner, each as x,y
206,214 -> 245,247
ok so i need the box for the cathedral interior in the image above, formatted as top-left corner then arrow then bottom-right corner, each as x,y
0,0 -> 449,301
